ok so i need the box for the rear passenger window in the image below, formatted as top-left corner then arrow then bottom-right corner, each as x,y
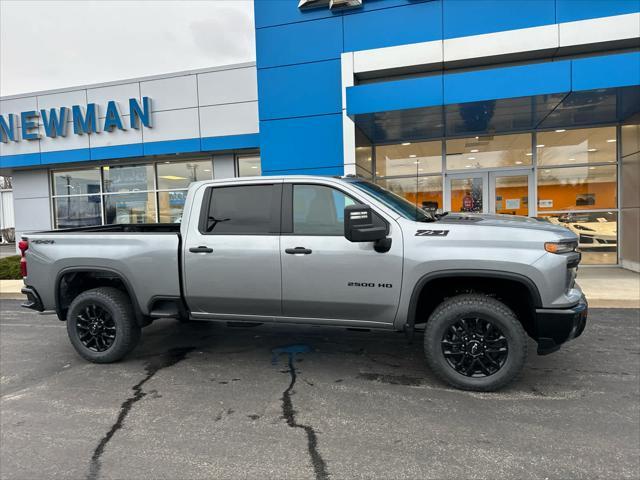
202,185 -> 276,234
293,185 -> 355,235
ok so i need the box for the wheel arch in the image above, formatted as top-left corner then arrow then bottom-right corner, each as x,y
405,269 -> 543,338
55,267 -> 145,325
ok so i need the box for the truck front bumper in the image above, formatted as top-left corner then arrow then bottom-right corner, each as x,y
535,295 -> 588,355
21,286 -> 44,312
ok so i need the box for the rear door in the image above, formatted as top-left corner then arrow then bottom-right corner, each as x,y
279,181 -> 403,324
183,182 -> 282,317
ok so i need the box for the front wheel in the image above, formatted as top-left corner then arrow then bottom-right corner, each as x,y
424,294 -> 527,391
66,287 -> 141,363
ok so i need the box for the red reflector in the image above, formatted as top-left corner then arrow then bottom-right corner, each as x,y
18,240 -> 29,254
20,257 -> 27,277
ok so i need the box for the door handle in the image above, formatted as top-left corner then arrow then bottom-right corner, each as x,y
189,246 -> 213,253
285,247 -> 312,255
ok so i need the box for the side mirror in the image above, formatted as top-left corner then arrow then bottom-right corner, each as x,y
344,204 -> 388,243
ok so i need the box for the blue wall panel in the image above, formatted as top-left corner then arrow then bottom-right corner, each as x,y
260,114 -> 343,173
556,0 -> 640,23
343,1 -> 442,51
254,0 -> 340,29
443,0 -> 556,38
90,143 -> 143,161
256,17 -> 343,69
258,60 -> 342,120
572,52 -> 640,91
143,138 -> 201,156
41,148 -> 90,165
0,153 -> 40,168
347,75 -> 443,115
444,61 -> 571,104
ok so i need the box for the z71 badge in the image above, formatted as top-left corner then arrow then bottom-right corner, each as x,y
415,230 -> 449,237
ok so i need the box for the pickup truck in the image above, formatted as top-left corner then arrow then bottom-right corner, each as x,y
20,175 -> 587,391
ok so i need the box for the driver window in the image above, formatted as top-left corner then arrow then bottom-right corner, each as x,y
293,185 -> 355,235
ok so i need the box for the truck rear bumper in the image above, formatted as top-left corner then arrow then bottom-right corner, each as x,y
21,286 -> 44,312
535,295 -> 588,355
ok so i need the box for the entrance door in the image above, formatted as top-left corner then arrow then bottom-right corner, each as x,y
446,170 -> 533,215
446,173 -> 489,213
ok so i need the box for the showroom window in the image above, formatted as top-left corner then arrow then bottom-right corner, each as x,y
238,155 -> 261,176
374,140 -> 444,213
535,126 -> 618,265
446,133 -> 532,170
51,168 -> 103,228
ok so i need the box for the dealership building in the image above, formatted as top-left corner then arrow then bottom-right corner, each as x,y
1,0 -> 639,270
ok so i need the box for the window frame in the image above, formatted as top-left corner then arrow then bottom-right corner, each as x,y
197,183 -> 282,236
281,182 -> 388,237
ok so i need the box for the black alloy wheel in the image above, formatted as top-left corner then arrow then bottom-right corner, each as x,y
441,317 -> 508,377
75,304 -> 117,352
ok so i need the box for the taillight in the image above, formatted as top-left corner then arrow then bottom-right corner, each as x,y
18,240 -> 28,277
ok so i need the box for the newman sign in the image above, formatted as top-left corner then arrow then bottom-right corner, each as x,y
0,97 -> 153,143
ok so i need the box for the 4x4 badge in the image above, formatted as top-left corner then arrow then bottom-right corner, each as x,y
416,230 -> 449,237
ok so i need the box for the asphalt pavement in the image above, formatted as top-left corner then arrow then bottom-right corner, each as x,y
1,300 -> 639,479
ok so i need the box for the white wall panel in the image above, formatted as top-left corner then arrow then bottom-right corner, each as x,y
213,154 -> 235,179
444,24 -> 558,63
40,126 -> 89,152
560,13 -> 640,47
14,197 -> 51,232
353,40 -> 442,73
140,75 -> 198,111
199,102 -> 259,138
142,108 -> 199,142
0,129 -> 40,156
11,170 -> 50,200
198,67 -> 258,106
37,90 -> 86,111
87,83 -> 141,116
89,116 -> 143,147
0,96 -> 37,115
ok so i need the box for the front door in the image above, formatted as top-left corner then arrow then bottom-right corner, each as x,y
183,182 -> 282,317
446,173 -> 489,213
279,182 -> 403,325
445,170 -> 533,216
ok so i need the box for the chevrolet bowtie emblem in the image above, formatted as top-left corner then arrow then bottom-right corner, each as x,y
298,0 -> 363,10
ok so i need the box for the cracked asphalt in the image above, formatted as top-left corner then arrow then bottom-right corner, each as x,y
1,300 -> 639,479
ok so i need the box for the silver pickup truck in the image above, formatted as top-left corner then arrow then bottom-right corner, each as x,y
20,175 -> 587,391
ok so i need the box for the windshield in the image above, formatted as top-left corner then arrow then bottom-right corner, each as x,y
349,180 -> 434,222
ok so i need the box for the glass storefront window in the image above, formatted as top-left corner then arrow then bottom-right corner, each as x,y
52,168 -> 101,196
376,141 -> 441,177
539,211 -> 618,265
156,159 -> 213,190
53,195 -> 102,228
355,127 -> 373,179
494,175 -> 529,216
376,175 -> 443,213
537,164 -> 617,212
104,192 -> 156,224
103,164 -> 154,192
446,133 -> 532,170
537,127 -> 617,166
158,190 -> 188,223
238,155 -> 261,176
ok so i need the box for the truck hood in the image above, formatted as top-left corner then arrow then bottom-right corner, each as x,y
436,212 -> 575,236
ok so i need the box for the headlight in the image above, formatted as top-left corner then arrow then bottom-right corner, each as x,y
545,241 -> 578,254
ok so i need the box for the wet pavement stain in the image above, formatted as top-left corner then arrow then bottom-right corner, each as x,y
272,344 -> 329,480
357,372 -> 424,386
87,347 -> 194,480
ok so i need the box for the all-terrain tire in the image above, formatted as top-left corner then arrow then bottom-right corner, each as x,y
424,293 -> 527,391
66,287 -> 141,363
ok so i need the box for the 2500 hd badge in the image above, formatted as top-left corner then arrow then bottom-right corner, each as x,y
348,282 -> 393,288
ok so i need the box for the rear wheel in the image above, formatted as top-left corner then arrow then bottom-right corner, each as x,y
66,287 -> 141,363
424,293 -> 527,391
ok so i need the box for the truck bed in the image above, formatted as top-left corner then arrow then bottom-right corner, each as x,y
23,225 -> 182,315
